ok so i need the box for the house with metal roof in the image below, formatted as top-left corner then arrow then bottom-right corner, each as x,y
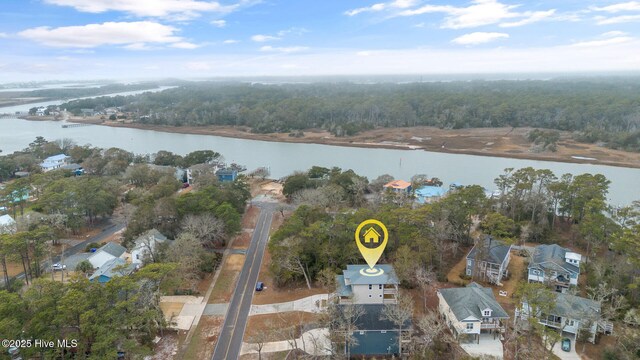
39,154 -> 70,172
415,185 -> 447,204
0,214 -> 17,234
89,258 -> 136,283
438,283 -> 509,344
519,292 -> 604,343
465,236 -> 512,285
333,264 -> 409,357
335,264 -> 399,305
88,242 -> 128,269
216,168 -> 238,182
528,244 -> 582,293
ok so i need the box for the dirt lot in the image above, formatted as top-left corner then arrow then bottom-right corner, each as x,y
245,312 -> 321,341
97,123 -> 640,169
208,269 -> 240,304
182,316 -> 223,360
446,253 -> 471,287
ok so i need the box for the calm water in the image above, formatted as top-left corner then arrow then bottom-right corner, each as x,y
0,92 -> 638,205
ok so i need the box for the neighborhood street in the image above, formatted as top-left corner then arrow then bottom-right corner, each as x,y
211,203 -> 274,360
1,220 -> 125,287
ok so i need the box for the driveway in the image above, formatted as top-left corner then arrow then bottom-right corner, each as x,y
461,333 -> 504,359
551,333 -> 581,360
249,294 -> 328,316
240,328 -> 331,356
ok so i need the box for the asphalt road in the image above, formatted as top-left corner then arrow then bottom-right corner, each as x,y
212,205 -> 274,360
1,220 -> 125,286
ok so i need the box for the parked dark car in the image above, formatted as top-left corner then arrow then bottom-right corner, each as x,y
256,281 -> 264,291
561,338 -> 571,352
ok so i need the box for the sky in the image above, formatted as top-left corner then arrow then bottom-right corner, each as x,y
1,0 -> 640,81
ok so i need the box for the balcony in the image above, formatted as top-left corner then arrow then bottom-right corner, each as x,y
538,318 -> 562,328
480,323 -> 501,329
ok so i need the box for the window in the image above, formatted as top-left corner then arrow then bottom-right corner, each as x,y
483,310 -> 491,316
368,294 -> 372,298
381,330 -> 387,334
379,284 -> 383,289
566,319 -> 575,327
466,323 -> 474,330
369,284 -> 372,290
466,268 -> 471,276
360,331 -> 364,335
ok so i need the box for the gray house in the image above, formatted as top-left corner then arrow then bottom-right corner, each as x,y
520,292 -> 604,343
466,236 -> 512,284
438,283 -> 509,343
528,244 -> 582,293
347,304 -> 410,356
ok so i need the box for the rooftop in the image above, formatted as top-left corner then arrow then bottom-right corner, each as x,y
344,264 -> 399,285
439,283 -> 509,321
415,185 -> 447,198
530,244 -> 580,274
89,258 -> 136,281
43,154 -> 68,162
467,236 -> 511,265
0,214 -> 16,226
95,242 -> 127,258
553,292 -> 600,319
134,229 -> 168,247
383,180 -> 411,190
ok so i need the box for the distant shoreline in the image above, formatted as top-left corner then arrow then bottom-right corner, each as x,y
61,120 -> 640,170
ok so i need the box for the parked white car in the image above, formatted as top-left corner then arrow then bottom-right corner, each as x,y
52,263 -> 67,271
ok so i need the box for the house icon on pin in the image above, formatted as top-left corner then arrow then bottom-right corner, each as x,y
363,227 -> 381,243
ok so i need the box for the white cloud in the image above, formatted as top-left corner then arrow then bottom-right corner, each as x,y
452,32 -> 509,45
170,42 -> 201,49
396,0 -> 556,29
277,27 -> 308,37
211,19 -> 226,27
345,0 -> 417,16
43,0 -> 240,20
595,14 -> 640,24
602,31 -> 628,37
184,61 -> 212,71
19,21 -> 186,48
499,10 -> 556,27
591,1 -> 640,13
223,39 -> 239,44
0,33 -> 8,38
570,36 -> 634,48
260,45 -> 309,53
251,34 -> 280,42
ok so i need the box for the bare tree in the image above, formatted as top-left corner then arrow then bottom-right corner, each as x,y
278,237 -> 312,289
169,232 -> 202,290
381,293 -> 414,357
414,310 -> 451,356
324,302 -> 365,359
181,213 -> 225,247
415,267 -> 436,311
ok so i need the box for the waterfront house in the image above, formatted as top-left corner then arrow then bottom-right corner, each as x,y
216,168 -> 238,182
0,214 -> 17,234
415,185 -> 447,204
465,236 -> 512,284
438,283 -> 509,343
383,180 -> 412,194
40,154 -> 70,172
528,244 -> 581,293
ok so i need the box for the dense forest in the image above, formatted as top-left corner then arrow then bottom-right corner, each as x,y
60,78 -> 640,151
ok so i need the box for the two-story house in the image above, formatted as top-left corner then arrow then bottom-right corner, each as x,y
334,265 -> 408,357
335,264 -> 399,305
438,283 -> 509,344
383,180 -> 412,194
39,154 -> 70,172
519,292 -> 602,343
528,244 -> 581,293
130,229 -> 169,266
465,236 -> 512,285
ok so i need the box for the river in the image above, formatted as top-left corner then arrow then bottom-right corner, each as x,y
0,89 -> 638,206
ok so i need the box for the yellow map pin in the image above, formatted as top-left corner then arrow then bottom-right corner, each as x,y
355,219 -> 388,274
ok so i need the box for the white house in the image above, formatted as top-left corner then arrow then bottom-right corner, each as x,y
528,244 -> 582,293
0,214 -> 17,234
519,292 -> 603,343
39,154 -> 70,172
88,242 -> 128,269
335,264 -> 399,305
465,236 -> 512,285
438,283 -> 509,344
130,229 -> 168,266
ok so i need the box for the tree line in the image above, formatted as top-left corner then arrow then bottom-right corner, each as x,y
58,79 -> 640,151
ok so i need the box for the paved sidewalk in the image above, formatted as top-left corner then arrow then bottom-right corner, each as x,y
249,294 -> 328,316
240,328 -> 331,356
203,303 -> 229,316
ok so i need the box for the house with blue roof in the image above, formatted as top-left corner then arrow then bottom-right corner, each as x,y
415,185 -> 447,204
89,258 -> 136,283
216,168 -> 238,182
333,264 -> 409,357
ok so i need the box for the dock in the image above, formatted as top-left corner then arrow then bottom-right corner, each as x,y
61,123 -> 92,128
